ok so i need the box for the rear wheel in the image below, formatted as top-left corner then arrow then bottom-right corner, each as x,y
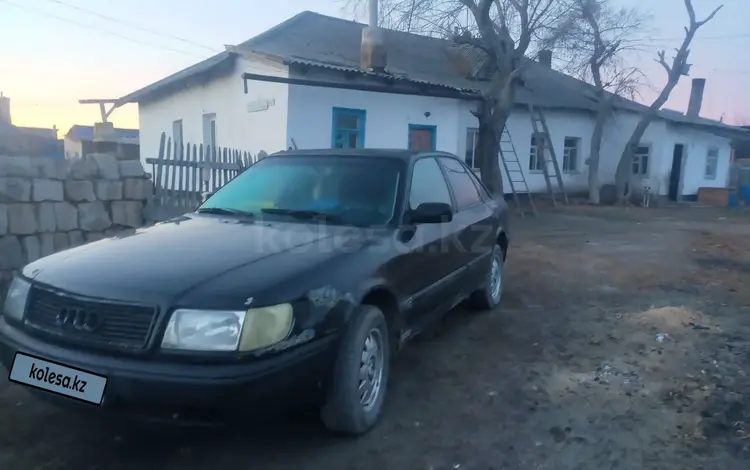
321,305 -> 390,435
470,244 -> 504,310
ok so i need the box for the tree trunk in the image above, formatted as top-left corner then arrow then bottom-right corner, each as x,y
475,99 -> 510,199
474,66 -> 516,200
587,99 -> 611,205
477,121 -> 503,196
614,110 -> 658,201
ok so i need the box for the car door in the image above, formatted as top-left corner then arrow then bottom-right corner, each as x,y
390,156 -> 457,327
437,156 -> 497,295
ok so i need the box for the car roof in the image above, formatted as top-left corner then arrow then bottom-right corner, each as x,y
268,148 -> 461,163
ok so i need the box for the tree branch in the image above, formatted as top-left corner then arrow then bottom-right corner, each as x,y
655,50 -> 671,75
684,0 -> 723,28
511,0 -> 532,54
697,5 -> 722,27
492,0 -> 509,29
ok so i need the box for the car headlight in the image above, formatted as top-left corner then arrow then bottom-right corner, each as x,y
2,277 -> 31,321
161,304 -> 293,352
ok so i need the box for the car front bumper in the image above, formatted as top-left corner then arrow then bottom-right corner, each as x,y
0,317 -> 339,425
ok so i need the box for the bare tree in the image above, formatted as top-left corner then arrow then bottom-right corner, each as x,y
552,0 -> 646,204
612,0 -> 722,202
344,0 -> 579,196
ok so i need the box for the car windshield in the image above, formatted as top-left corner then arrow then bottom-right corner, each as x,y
198,154 -> 404,227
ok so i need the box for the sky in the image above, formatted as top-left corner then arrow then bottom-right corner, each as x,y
0,0 -> 747,136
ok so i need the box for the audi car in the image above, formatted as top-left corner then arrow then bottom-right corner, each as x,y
0,148 -> 509,435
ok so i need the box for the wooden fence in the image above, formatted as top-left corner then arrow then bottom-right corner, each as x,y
144,132 -> 264,221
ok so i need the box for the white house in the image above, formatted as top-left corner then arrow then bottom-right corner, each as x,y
117,10 -> 745,201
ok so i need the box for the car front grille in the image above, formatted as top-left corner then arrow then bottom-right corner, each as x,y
24,286 -> 158,352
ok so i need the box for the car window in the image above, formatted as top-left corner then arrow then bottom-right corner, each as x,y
200,155 -> 404,226
438,157 -> 483,209
465,166 -> 491,201
409,157 -> 452,210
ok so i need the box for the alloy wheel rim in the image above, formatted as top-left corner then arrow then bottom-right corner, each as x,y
359,329 -> 384,411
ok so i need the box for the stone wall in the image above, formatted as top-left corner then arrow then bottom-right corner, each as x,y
0,153 -> 152,292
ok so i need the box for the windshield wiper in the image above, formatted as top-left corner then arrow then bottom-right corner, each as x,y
196,207 -> 255,217
261,208 -> 374,227
261,208 -> 343,221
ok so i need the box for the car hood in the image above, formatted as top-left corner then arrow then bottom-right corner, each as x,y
23,214 -> 342,304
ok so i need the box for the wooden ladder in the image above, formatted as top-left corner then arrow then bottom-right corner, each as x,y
528,104 -> 568,206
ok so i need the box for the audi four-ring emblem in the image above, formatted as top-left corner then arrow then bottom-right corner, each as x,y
55,308 -> 100,332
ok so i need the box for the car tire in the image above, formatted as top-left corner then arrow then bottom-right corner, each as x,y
320,304 -> 390,435
470,244 -> 504,310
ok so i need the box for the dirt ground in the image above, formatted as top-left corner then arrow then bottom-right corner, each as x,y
1,204 -> 749,470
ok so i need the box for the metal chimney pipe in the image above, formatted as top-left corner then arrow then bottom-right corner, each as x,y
361,0 -> 386,71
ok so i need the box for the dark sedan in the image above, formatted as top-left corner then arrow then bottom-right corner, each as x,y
0,148 -> 509,435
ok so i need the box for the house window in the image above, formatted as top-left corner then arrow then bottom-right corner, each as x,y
465,128 -> 479,169
705,147 -> 719,180
172,119 -> 183,155
529,135 -> 545,171
632,145 -> 650,175
563,137 -> 580,172
202,113 -> 217,153
332,108 -> 366,149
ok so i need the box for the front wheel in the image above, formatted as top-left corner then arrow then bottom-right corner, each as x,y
470,244 -> 504,310
320,305 -> 390,435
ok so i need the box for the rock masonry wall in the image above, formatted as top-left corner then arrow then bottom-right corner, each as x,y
0,153 -> 152,291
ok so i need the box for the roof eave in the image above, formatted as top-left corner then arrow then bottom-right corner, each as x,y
116,53 -> 236,106
661,115 -> 748,137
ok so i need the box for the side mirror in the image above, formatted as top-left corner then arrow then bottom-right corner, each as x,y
408,202 -> 453,224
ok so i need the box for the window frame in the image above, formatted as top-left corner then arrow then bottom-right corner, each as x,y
172,119 -> 184,154
704,147 -> 719,180
465,127 -> 480,169
529,135 -> 545,172
632,143 -> 651,175
562,136 -> 580,173
437,155 -> 484,211
407,124 -> 438,151
202,113 -> 216,151
331,107 -> 367,149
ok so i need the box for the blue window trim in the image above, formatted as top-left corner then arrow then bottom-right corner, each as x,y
331,107 -> 367,149
407,124 -> 437,151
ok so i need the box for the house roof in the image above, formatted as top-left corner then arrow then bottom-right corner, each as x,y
119,10 -> 745,135
0,121 -> 58,139
65,125 -> 139,143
